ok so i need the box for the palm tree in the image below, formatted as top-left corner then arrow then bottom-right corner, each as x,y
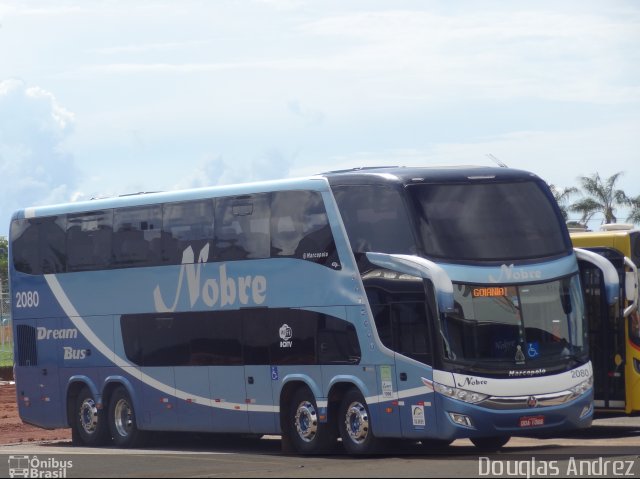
549,184 -> 579,221
627,194 -> 640,225
570,172 -> 628,225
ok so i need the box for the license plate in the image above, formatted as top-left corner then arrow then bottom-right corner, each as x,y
519,415 -> 545,427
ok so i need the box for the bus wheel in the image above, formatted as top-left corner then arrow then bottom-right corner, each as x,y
471,436 -> 510,451
73,386 -> 110,447
338,388 -> 380,455
288,387 -> 335,454
108,386 -> 147,448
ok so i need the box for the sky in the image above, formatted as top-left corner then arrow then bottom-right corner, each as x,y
0,0 -> 639,238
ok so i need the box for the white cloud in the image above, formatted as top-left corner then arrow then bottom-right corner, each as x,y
0,79 -> 81,235
174,148 -> 294,191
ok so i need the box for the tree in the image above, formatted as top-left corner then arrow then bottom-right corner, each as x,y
627,194 -> 640,225
549,184 -> 579,221
570,172 -> 628,225
0,236 -> 7,290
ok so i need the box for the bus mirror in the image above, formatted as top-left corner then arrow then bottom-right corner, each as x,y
366,252 -> 455,313
624,257 -> 638,317
574,248 -> 620,305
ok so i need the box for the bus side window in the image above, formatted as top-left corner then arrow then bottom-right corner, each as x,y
11,216 -> 67,274
317,316 -> 361,364
270,190 -> 339,268
162,200 -> 214,265
215,194 -> 271,261
332,185 -> 416,255
392,302 -> 433,365
66,210 -> 113,272
11,219 -> 40,274
113,205 -> 162,268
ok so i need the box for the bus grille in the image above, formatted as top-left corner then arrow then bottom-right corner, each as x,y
16,325 -> 38,367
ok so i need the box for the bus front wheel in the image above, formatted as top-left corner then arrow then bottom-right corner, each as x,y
338,388 -> 380,455
288,387 -> 336,454
73,386 -> 110,447
108,386 -> 147,448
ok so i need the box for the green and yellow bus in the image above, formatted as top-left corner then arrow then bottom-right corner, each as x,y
571,225 -> 640,415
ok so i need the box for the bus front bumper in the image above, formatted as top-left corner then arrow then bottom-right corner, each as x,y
435,390 -> 593,440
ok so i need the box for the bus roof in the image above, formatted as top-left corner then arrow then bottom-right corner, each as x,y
321,165 -> 541,186
11,165 -> 544,222
11,175 -> 330,222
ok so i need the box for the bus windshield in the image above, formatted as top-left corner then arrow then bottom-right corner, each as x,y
407,181 -> 569,261
440,274 -> 586,367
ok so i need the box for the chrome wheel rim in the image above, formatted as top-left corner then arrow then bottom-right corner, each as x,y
114,398 -> 134,438
79,398 -> 99,435
294,400 -> 318,443
344,401 -> 369,444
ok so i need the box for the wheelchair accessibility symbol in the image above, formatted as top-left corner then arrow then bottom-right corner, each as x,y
527,342 -> 540,358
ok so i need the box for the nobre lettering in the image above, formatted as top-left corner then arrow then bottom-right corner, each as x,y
153,245 -> 267,313
489,264 -> 542,283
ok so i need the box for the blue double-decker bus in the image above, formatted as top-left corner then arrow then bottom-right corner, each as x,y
9,166 -> 618,454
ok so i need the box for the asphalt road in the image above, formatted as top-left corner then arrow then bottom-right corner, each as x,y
1,415 -> 639,478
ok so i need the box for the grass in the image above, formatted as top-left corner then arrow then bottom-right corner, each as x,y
0,341 -> 13,368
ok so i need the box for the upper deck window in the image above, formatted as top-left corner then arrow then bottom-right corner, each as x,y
408,181 -> 569,262
332,185 -> 417,255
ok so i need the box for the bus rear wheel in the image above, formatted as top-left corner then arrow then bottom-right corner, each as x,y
73,386 -> 110,447
108,386 -> 147,448
338,388 -> 380,455
288,387 -> 336,454
471,436 -> 510,451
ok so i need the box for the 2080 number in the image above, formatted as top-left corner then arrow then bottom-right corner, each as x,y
15,291 -> 40,308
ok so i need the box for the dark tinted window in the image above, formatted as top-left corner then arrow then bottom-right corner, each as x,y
371,302 -> 432,365
270,309 -> 316,365
408,181 -> 569,261
121,309 -> 359,366
121,312 -> 243,367
113,205 -> 162,268
243,311 -> 271,365
162,200 -> 214,264
271,191 -> 339,268
318,316 -> 361,364
66,210 -> 113,271
367,272 -> 433,365
215,194 -> 271,261
11,216 -> 67,274
209,312 -> 243,365
332,185 -> 416,254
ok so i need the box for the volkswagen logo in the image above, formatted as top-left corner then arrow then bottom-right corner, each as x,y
527,396 -> 538,408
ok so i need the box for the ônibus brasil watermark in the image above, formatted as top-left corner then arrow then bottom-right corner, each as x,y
7,455 -> 73,478
479,456 -> 638,478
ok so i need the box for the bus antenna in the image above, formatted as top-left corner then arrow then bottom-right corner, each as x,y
487,154 -> 508,168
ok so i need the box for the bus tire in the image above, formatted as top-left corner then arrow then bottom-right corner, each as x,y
73,386 -> 110,447
338,388 -> 380,455
108,386 -> 147,448
288,387 -> 336,454
471,436 -> 510,451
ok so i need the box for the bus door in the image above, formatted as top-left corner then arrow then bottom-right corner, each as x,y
243,312 -> 276,434
368,272 -> 439,439
391,291 -> 439,439
579,251 -> 626,409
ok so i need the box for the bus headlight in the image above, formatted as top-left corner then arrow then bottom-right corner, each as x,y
569,377 -> 594,398
434,383 -> 489,404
